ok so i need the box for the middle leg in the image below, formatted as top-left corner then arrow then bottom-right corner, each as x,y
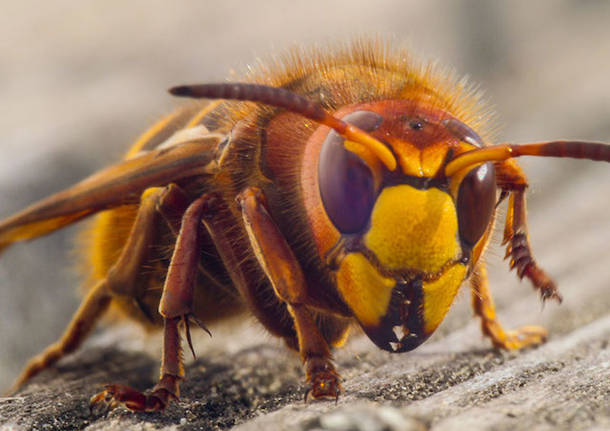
93,191 -> 208,411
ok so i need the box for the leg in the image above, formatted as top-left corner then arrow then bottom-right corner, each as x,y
290,305 -> 342,401
237,187 -> 341,399
90,316 -> 182,411
471,262 -> 547,350
199,194 -> 351,351
199,193 -> 298,345
8,278 -> 111,395
92,192 -> 209,411
496,160 -> 562,302
7,185 -> 179,395
105,185 -> 187,302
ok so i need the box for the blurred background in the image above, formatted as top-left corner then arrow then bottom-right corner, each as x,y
1,0 -> 609,390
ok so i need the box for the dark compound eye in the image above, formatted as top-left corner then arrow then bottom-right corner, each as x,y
457,162 -> 497,247
318,110 -> 383,233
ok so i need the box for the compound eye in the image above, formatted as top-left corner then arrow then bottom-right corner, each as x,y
318,110 -> 382,233
457,162 -> 497,247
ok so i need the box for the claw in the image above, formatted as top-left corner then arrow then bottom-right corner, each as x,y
183,315 -> 196,360
494,325 -> 548,350
304,370 -> 342,403
89,384 -> 173,412
181,314 -> 212,360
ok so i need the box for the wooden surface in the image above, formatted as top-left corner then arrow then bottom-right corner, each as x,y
1,2 -> 609,430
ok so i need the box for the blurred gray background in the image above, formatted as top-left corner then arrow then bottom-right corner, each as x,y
1,0 -> 609,392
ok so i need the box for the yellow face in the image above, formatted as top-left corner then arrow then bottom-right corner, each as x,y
311,101 -> 497,352
336,185 -> 468,351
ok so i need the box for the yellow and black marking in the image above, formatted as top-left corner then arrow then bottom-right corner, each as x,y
331,177 -> 470,352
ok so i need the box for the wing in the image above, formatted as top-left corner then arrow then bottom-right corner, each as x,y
0,136 -> 221,254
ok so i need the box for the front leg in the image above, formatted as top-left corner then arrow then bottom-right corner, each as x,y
471,262 -> 547,350
496,159 -> 562,302
237,187 -> 341,400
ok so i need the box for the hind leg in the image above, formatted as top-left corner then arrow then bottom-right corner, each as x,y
8,185 -> 182,395
8,276 -> 112,394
